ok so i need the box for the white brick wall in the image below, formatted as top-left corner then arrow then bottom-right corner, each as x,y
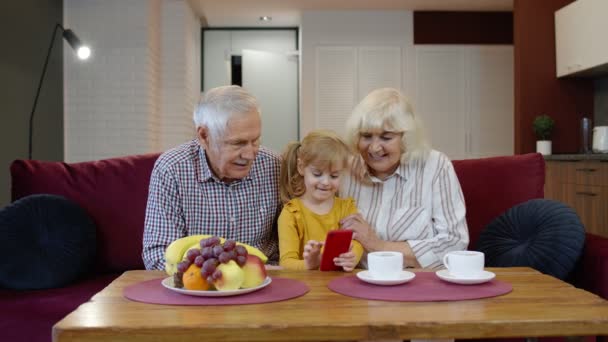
147,0 -> 162,153
64,0 -> 200,162
160,0 -> 200,150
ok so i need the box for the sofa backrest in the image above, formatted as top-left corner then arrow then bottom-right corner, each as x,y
452,153 -> 545,249
11,153 -> 160,273
10,152 -> 545,272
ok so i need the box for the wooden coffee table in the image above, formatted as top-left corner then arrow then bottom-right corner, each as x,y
53,267 -> 608,342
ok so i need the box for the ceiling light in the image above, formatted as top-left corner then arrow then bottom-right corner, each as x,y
259,16 -> 272,22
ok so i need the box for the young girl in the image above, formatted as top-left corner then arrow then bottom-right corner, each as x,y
278,129 -> 363,271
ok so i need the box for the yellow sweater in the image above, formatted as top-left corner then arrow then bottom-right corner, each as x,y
278,197 -> 364,270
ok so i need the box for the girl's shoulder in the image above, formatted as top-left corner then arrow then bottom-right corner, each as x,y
282,198 -> 303,214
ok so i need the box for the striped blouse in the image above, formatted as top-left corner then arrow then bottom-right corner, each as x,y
340,150 -> 469,269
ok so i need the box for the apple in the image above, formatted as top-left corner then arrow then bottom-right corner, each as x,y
241,255 -> 267,289
214,260 -> 245,291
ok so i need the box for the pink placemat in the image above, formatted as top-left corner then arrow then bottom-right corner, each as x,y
328,272 -> 512,301
123,277 -> 309,305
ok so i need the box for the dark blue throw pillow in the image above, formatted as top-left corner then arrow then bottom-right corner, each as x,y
0,194 -> 96,290
476,199 -> 585,280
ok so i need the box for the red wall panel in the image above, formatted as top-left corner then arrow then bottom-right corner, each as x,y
514,0 -> 594,154
414,11 -> 513,45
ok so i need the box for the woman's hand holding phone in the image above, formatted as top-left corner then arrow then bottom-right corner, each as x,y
333,246 -> 357,272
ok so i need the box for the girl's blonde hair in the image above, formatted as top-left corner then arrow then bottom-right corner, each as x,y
344,88 -> 430,181
280,129 -> 351,203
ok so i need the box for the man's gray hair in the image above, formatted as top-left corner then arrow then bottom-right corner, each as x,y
193,86 -> 260,143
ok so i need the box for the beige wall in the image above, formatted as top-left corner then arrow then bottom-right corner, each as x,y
0,0 -> 64,207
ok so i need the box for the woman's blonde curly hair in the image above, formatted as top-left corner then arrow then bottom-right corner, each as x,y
344,88 -> 430,181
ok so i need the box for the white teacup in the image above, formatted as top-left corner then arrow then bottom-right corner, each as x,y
367,251 -> 403,280
442,251 -> 485,278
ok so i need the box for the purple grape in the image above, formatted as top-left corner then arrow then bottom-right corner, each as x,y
235,245 -> 248,257
208,236 -> 221,247
186,248 -> 201,263
213,245 -> 224,257
212,269 -> 222,280
227,250 -> 237,261
194,255 -> 205,267
218,251 -> 232,264
199,238 -> 210,248
201,258 -> 219,277
176,260 -> 191,273
236,255 -> 247,267
201,268 -> 209,278
201,246 -> 214,259
223,239 -> 237,251
209,257 -> 219,267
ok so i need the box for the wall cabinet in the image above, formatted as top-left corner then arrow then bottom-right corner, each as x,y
555,0 -> 608,77
545,160 -> 608,237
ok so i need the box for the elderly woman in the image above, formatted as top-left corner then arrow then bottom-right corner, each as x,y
339,88 -> 469,269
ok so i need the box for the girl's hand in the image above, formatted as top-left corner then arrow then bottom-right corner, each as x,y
303,240 -> 323,270
334,247 -> 357,272
340,213 -> 381,251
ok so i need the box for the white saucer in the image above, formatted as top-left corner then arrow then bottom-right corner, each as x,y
356,270 -> 416,286
435,269 -> 495,285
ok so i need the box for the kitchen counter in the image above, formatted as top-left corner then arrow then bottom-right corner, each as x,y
543,153 -> 608,161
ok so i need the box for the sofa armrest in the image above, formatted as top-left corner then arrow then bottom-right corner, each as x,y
570,233 -> 608,299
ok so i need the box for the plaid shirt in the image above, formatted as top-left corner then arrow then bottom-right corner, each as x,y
142,139 -> 281,270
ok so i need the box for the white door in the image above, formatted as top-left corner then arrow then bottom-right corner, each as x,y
242,49 -> 298,154
469,46 -> 514,158
415,46 -> 468,160
414,45 -> 513,160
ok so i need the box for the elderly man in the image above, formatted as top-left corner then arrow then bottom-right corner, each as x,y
142,85 -> 281,270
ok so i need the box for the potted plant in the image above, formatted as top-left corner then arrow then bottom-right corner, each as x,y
533,115 -> 555,155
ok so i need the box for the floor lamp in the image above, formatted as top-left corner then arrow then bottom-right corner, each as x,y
28,23 -> 91,160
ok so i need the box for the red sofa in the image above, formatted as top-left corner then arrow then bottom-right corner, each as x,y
2,152 -> 607,342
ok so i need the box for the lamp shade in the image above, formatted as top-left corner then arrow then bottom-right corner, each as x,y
62,29 -> 90,60
29,24 -> 91,159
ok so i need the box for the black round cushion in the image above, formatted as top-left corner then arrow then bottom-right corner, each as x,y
476,199 -> 585,280
0,194 -> 96,290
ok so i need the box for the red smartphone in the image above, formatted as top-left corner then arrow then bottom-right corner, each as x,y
319,230 -> 353,271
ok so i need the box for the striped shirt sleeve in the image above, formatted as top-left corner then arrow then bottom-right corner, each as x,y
407,155 -> 469,268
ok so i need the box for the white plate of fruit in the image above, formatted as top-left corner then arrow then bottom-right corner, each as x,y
162,235 -> 270,297
161,276 -> 271,297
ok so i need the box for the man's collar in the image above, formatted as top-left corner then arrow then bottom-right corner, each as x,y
197,146 -> 214,182
197,145 -> 253,184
